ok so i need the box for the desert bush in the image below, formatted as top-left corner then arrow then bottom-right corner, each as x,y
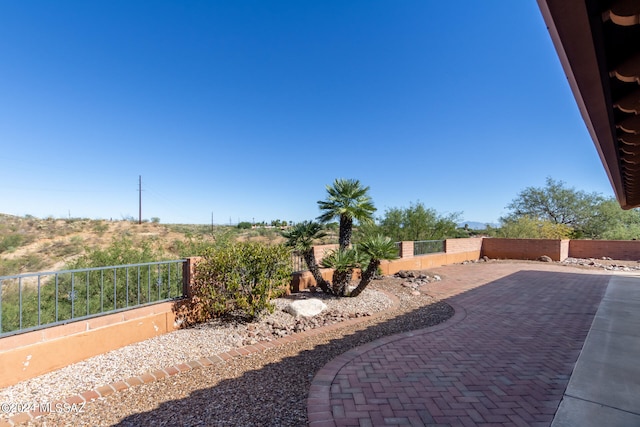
497,216 -> 572,239
170,236 -> 216,258
237,221 -> 252,230
0,234 -> 25,253
67,236 -> 162,269
188,242 -> 292,322
0,254 -> 46,277
91,221 -> 109,235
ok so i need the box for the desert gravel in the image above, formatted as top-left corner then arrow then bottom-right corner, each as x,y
6,276 -> 453,426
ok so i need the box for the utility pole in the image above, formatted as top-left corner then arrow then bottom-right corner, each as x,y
138,175 -> 142,225
211,212 -> 214,232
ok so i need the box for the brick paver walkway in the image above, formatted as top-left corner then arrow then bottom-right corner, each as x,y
308,263 -> 610,427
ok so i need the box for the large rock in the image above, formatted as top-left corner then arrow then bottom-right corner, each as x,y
284,299 -> 328,318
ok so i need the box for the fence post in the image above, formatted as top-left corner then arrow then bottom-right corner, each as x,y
182,257 -> 199,298
398,241 -> 414,258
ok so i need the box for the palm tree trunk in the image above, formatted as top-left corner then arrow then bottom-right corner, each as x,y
350,260 -> 379,297
332,269 -> 351,296
339,215 -> 353,250
303,250 -> 331,294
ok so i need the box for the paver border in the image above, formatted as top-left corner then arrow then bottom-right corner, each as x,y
306,300 -> 467,427
0,289 -> 416,427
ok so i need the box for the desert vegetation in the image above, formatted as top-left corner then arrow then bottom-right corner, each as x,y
0,216 -> 299,333
496,177 -> 640,239
180,242 -> 292,324
0,214 -> 318,277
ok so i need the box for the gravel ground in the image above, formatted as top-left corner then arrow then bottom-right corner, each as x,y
0,286 -> 393,411
12,276 -> 453,426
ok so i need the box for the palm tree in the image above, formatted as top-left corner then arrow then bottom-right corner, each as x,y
317,178 -> 376,250
282,221 -> 330,293
350,235 -> 398,297
320,247 -> 362,296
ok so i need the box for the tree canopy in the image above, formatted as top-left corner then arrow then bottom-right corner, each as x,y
503,178 -> 640,239
378,202 -> 461,241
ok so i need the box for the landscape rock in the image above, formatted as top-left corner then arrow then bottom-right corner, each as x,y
397,270 -> 417,279
562,257 -> 640,272
284,299 -> 327,317
538,255 -> 552,262
393,270 -> 442,289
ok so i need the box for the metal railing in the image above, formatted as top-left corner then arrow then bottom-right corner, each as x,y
0,260 -> 186,338
291,252 -> 307,272
413,240 -> 445,255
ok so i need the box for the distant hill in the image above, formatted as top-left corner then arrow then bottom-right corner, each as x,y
0,215 -> 299,277
458,221 -> 499,230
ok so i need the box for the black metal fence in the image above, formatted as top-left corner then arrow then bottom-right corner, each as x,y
413,240 -> 445,255
0,260 -> 185,338
291,252 -> 307,272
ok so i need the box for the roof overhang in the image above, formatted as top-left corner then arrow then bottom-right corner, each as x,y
537,0 -> 640,208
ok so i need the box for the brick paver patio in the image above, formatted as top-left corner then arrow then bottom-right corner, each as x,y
308,263 -> 610,427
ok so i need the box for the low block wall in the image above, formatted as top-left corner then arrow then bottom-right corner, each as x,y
0,302 -> 178,388
481,238 -> 569,261
569,240 -> 640,260
445,238 -> 483,254
380,251 -> 481,275
291,268 -> 364,293
292,238 -> 483,290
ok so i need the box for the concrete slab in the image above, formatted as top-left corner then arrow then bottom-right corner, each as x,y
553,275 -> 640,426
553,396 -> 640,427
592,300 -> 640,336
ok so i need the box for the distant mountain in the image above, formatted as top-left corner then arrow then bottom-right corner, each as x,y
457,221 -> 499,230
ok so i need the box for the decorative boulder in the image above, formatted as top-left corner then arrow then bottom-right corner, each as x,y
284,299 -> 328,318
538,255 -> 553,262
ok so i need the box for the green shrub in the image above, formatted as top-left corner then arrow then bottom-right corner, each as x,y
189,242 -> 292,322
0,234 -> 25,253
67,236 -> 161,269
91,221 -> 109,235
237,221 -> 252,230
0,254 -> 46,277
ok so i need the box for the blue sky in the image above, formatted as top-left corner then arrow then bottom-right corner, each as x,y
0,1 -> 613,225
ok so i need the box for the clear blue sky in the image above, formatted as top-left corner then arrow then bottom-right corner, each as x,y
0,1 -> 613,225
